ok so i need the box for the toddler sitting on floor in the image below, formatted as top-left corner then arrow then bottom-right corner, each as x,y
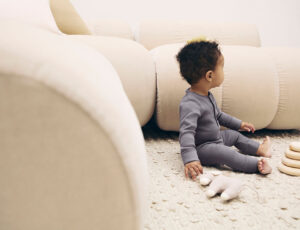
176,39 -> 272,181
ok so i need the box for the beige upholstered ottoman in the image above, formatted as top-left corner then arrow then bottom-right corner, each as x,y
0,20 -> 148,230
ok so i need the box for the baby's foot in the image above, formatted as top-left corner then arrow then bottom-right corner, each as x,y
257,136 -> 272,158
257,158 -> 272,175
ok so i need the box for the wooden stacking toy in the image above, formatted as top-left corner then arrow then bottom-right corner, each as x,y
278,142 -> 300,176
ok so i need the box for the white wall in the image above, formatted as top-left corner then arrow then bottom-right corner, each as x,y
72,0 -> 300,47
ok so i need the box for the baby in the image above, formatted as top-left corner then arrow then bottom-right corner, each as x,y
176,39 -> 272,181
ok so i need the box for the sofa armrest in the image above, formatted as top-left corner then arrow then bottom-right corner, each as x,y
0,20 -> 148,230
68,35 -> 156,126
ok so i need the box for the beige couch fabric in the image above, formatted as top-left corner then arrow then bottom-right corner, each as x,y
262,47 -> 300,129
49,0 -> 133,39
151,43 -> 299,131
0,20 -> 148,230
138,19 -> 261,50
68,35 -> 156,126
50,0 -> 92,35
87,19 -> 134,39
220,46 -> 279,130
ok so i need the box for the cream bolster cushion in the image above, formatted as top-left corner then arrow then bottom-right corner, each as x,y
87,19 -> 134,39
263,47 -> 300,130
290,142 -> 300,152
0,20 -> 148,229
282,156 -> 300,168
68,35 -> 156,127
278,162 -> 300,176
151,44 -> 278,131
138,19 -> 261,50
285,148 -> 300,160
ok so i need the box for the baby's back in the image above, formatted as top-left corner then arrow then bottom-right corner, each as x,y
179,89 -> 222,147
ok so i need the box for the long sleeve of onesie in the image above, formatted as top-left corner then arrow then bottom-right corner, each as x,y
217,111 -> 242,130
179,100 -> 201,165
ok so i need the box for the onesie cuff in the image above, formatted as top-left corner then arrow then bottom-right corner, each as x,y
218,112 -> 242,130
231,118 -> 242,130
182,150 -> 200,165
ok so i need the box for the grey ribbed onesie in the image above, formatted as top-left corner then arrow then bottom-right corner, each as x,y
179,87 -> 260,173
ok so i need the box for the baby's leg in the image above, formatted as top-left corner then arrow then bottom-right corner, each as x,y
196,143 -> 259,173
256,136 -> 272,158
221,129 -> 260,156
258,158 -> 272,174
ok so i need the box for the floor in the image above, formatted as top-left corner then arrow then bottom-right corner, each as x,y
141,119 -> 300,230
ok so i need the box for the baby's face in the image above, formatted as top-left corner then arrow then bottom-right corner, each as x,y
213,54 -> 224,87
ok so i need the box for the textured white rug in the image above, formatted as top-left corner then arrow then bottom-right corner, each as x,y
142,121 -> 300,230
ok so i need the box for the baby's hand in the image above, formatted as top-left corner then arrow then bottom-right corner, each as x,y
184,161 -> 203,181
240,121 -> 255,133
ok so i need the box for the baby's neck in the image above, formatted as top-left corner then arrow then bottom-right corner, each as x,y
190,84 -> 210,96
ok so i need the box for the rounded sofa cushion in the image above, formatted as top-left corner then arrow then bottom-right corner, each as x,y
0,0 -> 61,34
68,35 -> 156,126
0,74 -> 139,230
0,20 -> 148,230
220,46 -> 278,130
87,19 -> 134,39
263,47 -> 300,130
138,19 -> 261,50
151,43 -> 278,131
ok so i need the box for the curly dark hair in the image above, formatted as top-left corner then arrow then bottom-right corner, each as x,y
176,40 -> 222,85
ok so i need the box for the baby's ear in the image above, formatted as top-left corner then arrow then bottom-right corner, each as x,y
205,71 -> 213,82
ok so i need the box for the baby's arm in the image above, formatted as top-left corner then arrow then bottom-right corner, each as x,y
217,110 -> 242,130
179,100 -> 201,165
210,94 -> 242,130
217,109 -> 255,132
